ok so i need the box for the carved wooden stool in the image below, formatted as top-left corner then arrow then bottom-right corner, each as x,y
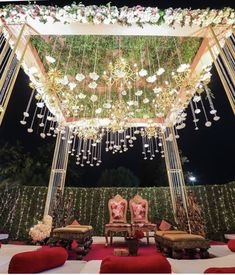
49,225 -> 93,260
155,231 -> 210,259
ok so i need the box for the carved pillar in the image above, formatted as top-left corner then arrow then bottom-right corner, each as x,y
44,126 -> 70,216
162,126 -> 191,233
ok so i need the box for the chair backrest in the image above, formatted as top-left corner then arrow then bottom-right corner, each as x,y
129,194 -> 149,223
108,194 -> 128,224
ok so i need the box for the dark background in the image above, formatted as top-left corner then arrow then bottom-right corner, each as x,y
0,0 -> 234,187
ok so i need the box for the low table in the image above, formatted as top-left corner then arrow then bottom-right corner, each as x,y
49,225 -> 93,260
155,231 -> 210,259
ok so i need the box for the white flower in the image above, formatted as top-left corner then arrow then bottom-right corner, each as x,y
146,75 -> 157,83
90,94 -> 98,102
121,90 -> 127,96
45,55 -> 56,63
135,90 -> 143,96
68,82 -> 76,90
177,64 -> 190,73
127,100 -> 134,106
114,69 -> 126,78
88,81 -> 97,89
153,87 -> 162,94
103,102 -> 112,109
29,67 -> 38,75
95,108 -> 102,114
201,71 -> 212,81
156,68 -> 165,75
139,69 -> 148,77
60,75 -> 69,85
89,72 -> 99,81
193,95 -> 201,102
78,92 -> 86,99
143,98 -> 150,104
75,73 -> 85,82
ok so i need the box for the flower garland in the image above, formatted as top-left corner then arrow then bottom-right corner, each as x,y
0,3 -> 234,28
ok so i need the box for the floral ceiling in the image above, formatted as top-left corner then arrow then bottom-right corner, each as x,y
30,35 -> 203,121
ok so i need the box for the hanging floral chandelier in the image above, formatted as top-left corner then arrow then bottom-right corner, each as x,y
17,34 -> 221,167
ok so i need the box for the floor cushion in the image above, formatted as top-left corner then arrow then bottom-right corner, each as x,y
8,247 -> 68,273
204,267 -> 235,273
100,254 -> 171,273
227,240 -> 235,252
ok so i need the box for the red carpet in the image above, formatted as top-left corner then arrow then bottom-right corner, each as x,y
83,243 -> 159,261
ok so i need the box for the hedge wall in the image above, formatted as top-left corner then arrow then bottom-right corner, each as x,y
1,182 -> 235,241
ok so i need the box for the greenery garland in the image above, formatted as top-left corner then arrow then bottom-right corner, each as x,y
1,182 -> 235,242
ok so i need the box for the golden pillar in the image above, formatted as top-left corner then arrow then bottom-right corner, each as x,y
44,126 -> 70,216
0,24 -> 28,125
208,26 -> 235,114
162,126 -> 191,233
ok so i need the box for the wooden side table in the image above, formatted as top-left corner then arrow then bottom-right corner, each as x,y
49,225 -> 93,260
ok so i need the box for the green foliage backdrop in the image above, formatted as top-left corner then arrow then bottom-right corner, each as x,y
1,182 -> 235,241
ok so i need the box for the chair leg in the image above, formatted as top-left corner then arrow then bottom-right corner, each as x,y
105,229 -> 109,247
146,231 -> 149,245
110,231 -> 113,245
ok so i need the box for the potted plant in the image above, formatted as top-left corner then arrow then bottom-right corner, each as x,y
126,230 -> 144,256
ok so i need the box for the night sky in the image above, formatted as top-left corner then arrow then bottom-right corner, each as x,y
0,0 -> 234,187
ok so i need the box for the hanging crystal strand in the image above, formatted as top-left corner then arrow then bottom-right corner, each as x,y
40,110 -> 49,139
194,100 -> 201,114
190,100 -> 199,130
123,129 -> 128,152
142,132 -> 147,160
203,83 -> 220,121
175,126 -> 180,138
37,104 -> 44,119
80,141 -> 85,167
46,120 -> 53,136
27,105 -> 38,133
98,141 -> 102,164
82,139 -> 87,161
90,142 -> 94,167
20,89 -> 35,125
200,97 -> 212,127
105,130 -> 109,152
150,138 -> 154,159
155,135 -> 160,153
39,107 -> 47,127
52,121 -> 57,137
93,139 -> 98,161
86,139 -> 92,164
71,133 -> 77,156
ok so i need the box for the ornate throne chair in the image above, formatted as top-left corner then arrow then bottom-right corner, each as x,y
105,194 -> 131,246
129,194 -> 156,245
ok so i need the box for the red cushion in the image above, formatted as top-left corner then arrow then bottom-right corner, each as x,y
100,254 -> 171,273
204,267 -> 235,273
227,240 -> 235,252
71,219 -> 80,225
8,247 -> 68,274
159,220 -> 172,231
